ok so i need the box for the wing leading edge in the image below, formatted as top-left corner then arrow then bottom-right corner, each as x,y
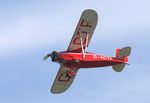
67,9 -> 98,53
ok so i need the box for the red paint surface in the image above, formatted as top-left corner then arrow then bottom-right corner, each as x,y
57,51 -> 126,69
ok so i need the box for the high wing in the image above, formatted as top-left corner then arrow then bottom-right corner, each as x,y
51,65 -> 78,94
67,9 -> 98,53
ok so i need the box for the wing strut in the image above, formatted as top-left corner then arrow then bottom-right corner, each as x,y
79,30 -> 85,59
79,30 -> 89,59
84,32 -> 89,53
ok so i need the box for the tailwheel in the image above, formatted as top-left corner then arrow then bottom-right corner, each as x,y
67,69 -> 77,78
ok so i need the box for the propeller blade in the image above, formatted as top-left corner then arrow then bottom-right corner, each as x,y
43,54 -> 51,61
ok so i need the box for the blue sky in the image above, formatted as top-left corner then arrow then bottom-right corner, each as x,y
0,0 -> 150,103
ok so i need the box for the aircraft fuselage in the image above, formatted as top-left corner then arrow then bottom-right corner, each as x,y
56,51 -> 124,68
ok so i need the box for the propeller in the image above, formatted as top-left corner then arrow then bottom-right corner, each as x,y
43,54 -> 51,61
43,51 -> 59,61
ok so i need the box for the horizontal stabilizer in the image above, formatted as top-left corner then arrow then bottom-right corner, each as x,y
116,47 -> 131,60
112,64 -> 126,72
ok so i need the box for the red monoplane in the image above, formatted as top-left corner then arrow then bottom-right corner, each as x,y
44,9 -> 131,94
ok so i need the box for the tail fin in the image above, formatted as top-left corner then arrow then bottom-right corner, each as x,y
113,47 -> 131,72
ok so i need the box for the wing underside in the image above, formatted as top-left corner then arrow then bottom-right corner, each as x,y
67,9 -> 98,53
51,65 -> 78,94
51,9 -> 98,94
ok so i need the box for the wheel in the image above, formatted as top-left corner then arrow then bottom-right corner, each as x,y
67,70 -> 76,78
74,59 -> 80,63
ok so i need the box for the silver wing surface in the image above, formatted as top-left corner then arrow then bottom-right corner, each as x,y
67,9 -> 98,53
51,65 -> 78,94
51,9 -> 98,94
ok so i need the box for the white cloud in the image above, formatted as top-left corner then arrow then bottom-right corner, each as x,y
0,0 -> 150,57
0,4 -> 75,56
0,1 -> 150,103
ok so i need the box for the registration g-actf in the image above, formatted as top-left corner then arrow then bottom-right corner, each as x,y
44,9 -> 131,94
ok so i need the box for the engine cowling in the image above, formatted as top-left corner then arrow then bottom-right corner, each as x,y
51,51 -> 59,62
